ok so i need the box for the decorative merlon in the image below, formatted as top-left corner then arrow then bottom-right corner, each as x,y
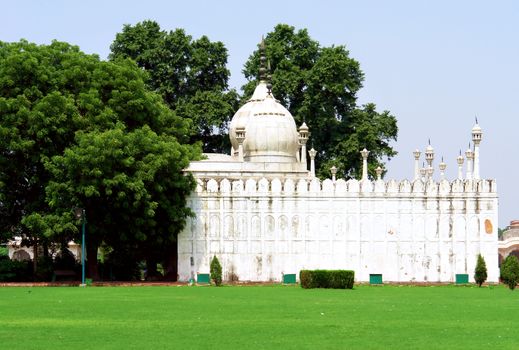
197,177 -> 497,196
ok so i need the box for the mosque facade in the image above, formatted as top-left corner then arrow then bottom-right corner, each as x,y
177,50 -> 499,283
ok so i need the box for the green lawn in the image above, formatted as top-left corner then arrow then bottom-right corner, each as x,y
0,284 -> 517,349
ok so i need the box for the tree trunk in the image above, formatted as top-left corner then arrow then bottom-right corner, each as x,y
145,257 -> 159,281
163,241 -> 178,281
86,242 -> 100,281
42,241 -> 49,259
32,239 -> 38,277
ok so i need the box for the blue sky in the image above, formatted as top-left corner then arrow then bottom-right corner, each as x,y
2,0 -> 518,227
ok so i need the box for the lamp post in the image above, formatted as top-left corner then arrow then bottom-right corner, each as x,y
74,207 -> 86,287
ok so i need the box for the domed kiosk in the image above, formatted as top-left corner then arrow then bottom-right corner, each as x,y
186,40 -> 312,179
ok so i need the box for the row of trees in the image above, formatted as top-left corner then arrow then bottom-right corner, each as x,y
111,21 -> 398,179
0,22 -> 398,280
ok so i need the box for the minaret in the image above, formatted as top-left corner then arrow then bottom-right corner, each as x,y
472,119 -> 482,180
465,143 -> 474,180
309,148 -> 317,177
439,157 -> 447,180
299,122 -> 309,164
424,140 -> 434,180
456,150 -> 464,180
413,149 -> 421,181
360,148 -> 370,181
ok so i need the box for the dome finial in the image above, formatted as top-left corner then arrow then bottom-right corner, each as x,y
266,59 -> 272,94
259,37 -> 267,82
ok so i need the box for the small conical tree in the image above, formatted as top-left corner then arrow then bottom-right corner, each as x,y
474,254 -> 487,287
500,255 -> 519,290
210,256 -> 222,286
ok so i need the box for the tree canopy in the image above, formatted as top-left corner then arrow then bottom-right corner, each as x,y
242,24 -> 398,179
109,20 -> 239,153
0,40 -> 200,279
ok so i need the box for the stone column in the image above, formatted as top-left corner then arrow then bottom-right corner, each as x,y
309,148 -> 317,177
360,148 -> 370,181
413,149 -> 421,181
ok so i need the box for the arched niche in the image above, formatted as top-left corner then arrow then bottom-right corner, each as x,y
206,179 -> 219,193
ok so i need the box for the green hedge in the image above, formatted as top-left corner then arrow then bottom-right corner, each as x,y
300,270 -> 355,289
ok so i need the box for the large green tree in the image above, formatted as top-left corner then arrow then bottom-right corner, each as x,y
0,40 -> 199,279
45,125 -> 197,280
110,20 -> 239,153
242,24 -> 398,179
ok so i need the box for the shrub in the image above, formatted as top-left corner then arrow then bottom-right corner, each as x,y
300,270 -> 354,289
0,246 -> 8,257
474,254 -> 487,287
501,255 -> 519,290
0,256 -> 32,282
210,256 -> 222,286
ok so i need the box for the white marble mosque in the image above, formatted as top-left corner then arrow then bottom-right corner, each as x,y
177,47 -> 499,284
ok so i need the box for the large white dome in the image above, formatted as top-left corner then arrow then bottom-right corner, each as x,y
229,82 -> 299,163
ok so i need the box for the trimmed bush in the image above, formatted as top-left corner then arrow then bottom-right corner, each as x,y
501,255 -> 519,290
474,254 -> 487,287
210,256 -> 222,286
300,270 -> 354,289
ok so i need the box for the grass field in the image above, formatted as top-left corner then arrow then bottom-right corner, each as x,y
0,284 -> 517,349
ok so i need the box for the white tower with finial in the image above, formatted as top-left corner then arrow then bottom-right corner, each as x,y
299,122 -> 309,164
309,148 -> 317,177
439,157 -> 447,180
425,140 -> 434,179
457,151 -> 464,180
376,166 -> 383,181
465,143 -> 474,180
330,165 -> 337,182
413,149 -> 421,181
360,148 -> 370,181
472,118 -> 482,180
420,163 -> 427,182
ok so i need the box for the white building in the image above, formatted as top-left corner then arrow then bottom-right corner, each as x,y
178,49 -> 499,283
7,237 -> 81,262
